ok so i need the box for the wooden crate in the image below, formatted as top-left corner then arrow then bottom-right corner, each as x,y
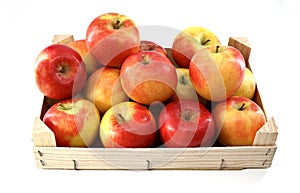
32,37 -> 278,170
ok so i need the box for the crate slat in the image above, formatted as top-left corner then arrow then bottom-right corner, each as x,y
33,146 -> 276,170
52,34 -> 74,44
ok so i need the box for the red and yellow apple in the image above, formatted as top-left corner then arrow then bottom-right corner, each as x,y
233,67 -> 256,99
67,39 -> 98,75
172,26 -> 220,68
43,98 -> 100,147
140,40 -> 167,57
100,101 -> 157,148
159,100 -> 215,147
120,51 -> 177,105
86,12 -> 140,67
189,45 -> 246,101
34,44 -> 87,100
212,96 -> 266,146
84,67 -> 128,114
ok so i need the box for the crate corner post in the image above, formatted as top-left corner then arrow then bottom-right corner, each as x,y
32,117 -> 56,147
253,117 -> 278,146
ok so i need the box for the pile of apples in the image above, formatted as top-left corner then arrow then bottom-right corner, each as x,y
34,12 -> 266,148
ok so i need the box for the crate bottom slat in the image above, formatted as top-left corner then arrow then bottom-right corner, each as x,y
33,146 -> 277,170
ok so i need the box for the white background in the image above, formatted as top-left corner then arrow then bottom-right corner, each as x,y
1,0 -> 299,192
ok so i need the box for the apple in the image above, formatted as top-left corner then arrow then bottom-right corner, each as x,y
140,40 -> 167,57
212,96 -> 266,146
43,98 -> 100,147
100,101 -> 157,148
120,51 -> 177,105
189,45 -> 246,102
172,68 -> 199,101
84,67 -> 128,114
35,44 -> 87,100
233,67 -> 256,99
86,12 -> 140,67
172,68 -> 210,109
67,39 -> 99,75
172,26 -> 220,68
159,100 -> 215,148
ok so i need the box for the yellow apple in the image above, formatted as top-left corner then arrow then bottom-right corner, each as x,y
233,68 -> 256,99
172,68 -> 198,101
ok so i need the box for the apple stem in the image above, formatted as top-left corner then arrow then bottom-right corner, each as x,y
180,75 -> 188,85
202,39 -> 211,45
216,45 -> 220,53
58,103 -> 72,110
183,110 -> 190,121
141,54 -> 150,65
58,66 -> 65,73
117,113 -> 125,123
113,19 -> 122,29
238,103 -> 246,111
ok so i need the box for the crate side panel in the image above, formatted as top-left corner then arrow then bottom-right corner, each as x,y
33,146 -> 276,170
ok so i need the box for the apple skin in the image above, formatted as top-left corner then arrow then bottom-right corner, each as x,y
212,96 -> 266,146
67,39 -> 99,75
100,102 -> 157,148
43,98 -> 100,147
233,67 -> 256,99
86,12 -> 140,67
159,100 -> 215,148
34,44 -> 87,100
120,51 -> 177,105
140,40 -> 167,57
84,67 -> 128,114
172,68 -> 210,108
189,45 -> 246,102
172,26 -> 220,68
172,68 -> 198,101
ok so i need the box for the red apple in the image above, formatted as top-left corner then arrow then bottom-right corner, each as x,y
120,51 -> 177,105
212,96 -> 266,146
43,98 -> 100,147
172,26 -> 220,68
86,12 -> 140,67
140,40 -> 167,57
84,67 -> 128,114
100,101 -> 157,148
34,44 -> 87,100
159,100 -> 215,148
189,45 -> 245,102
233,67 -> 256,99
67,39 -> 99,75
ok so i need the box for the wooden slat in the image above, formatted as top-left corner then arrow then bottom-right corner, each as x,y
228,37 -> 251,64
52,34 -> 74,44
33,146 -> 277,170
253,117 -> 278,146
